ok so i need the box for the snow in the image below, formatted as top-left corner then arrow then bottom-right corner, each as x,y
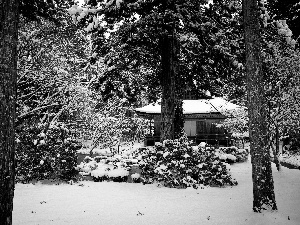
77,147 -> 112,155
163,151 -> 169,158
107,168 -> 129,178
199,142 -> 206,147
77,141 -> 144,155
13,159 -> 300,225
131,173 -> 141,179
135,97 -> 241,115
219,154 -> 227,160
226,153 -> 237,162
282,154 -> 300,167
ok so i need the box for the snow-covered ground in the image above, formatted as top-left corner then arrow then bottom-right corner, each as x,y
13,158 -> 300,225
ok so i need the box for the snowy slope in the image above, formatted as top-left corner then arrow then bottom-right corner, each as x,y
13,159 -> 300,225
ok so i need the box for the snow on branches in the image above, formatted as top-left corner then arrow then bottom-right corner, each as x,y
258,0 -> 269,28
215,107 -> 249,138
67,4 -> 100,32
257,0 -> 297,47
275,20 -> 296,47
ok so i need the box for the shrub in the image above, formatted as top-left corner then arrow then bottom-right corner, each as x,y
218,146 -> 249,163
15,123 -> 81,182
75,139 -> 243,189
136,139 -> 238,189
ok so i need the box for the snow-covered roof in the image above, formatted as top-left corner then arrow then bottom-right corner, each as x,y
135,97 -> 241,115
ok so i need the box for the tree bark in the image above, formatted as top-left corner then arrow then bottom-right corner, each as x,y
159,33 -> 183,142
0,0 -> 19,224
243,0 -> 277,212
273,125 -> 281,171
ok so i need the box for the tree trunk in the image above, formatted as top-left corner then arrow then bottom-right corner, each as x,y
243,0 -> 277,212
274,125 -> 281,171
159,33 -> 183,142
0,0 -> 19,224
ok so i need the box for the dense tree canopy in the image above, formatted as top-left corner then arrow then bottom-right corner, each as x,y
67,0 -> 247,141
19,0 -> 74,24
68,0 -> 245,101
17,14 -> 92,127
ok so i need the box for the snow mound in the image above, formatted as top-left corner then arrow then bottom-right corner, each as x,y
226,154 -> 237,162
219,154 -> 227,161
107,168 -> 129,178
91,167 -> 108,178
199,142 -> 206,148
131,173 -> 141,179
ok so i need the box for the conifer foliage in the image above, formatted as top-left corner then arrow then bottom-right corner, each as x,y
68,0 -> 245,140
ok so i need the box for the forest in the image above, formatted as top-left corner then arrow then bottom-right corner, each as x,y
1,0 -> 300,224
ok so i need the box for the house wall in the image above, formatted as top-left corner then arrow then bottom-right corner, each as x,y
145,115 -> 231,146
184,120 -> 197,136
196,119 -> 225,135
185,119 -> 225,137
152,115 -> 226,137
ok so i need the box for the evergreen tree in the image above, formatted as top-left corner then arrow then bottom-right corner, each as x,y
242,0 -> 277,212
69,0 -> 244,141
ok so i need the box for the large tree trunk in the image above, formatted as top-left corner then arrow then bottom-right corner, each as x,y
0,0 -> 19,224
159,33 -> 184,142
243,0 -> 277,212
273,125 -> 281,171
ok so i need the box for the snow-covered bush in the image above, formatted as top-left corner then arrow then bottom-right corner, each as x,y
15,123 -> 81,182
90,166 -> 130,182
77,153 -> 132,182
137,139 -> 238,189
75,139 -> 247,188
131,173 -> 141,183
218,146 -> 249,163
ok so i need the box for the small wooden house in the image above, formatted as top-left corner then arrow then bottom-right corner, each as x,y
135,97 -> 240,146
